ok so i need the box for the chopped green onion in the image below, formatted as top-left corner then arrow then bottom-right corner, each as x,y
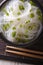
10,20 -> 14,24
18,34 -> 22,37
10,7 -> 15,15
17,12 -> 21,15
17,18 -> 21,21
3,8 -> 9,16
3,25 -> 7,31
19,5 -> 25,10
28,24 -> 37,30
30,1 -> 36,6
6,24 -> 10,27
36,9 -> 42,20
24,35 -> 28,38
3,24 -> 10,31
30,9 -> 32,12
26,20 -> 30,24
16,37 -> 21,42
20,0 -> 24,2
10,7 -> 13,11
36,9 -> 42,16
30,13 -> 34,18
28,26 -> 32,30
12,32 -> 16,37
38,16 -> 42,20
25,30 -> 28,33
12,27 -> 16,30
16,37 -> 29,43
19,24 -> 23,28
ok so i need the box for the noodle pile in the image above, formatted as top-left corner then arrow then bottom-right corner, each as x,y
0,0 -> 42,44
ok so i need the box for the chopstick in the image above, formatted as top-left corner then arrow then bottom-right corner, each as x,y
6,49 -> 43,59
6,45 -> 43,55
5,45 -> 43,59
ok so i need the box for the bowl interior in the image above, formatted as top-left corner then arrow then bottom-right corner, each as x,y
0,0 -> 43,47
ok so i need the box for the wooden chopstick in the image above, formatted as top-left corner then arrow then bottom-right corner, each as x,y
5,49 -> 43,59
6,45 -> 43,55
6,45 -> 43,59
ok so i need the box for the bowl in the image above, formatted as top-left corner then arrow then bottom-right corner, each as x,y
0,0 -> 43,47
